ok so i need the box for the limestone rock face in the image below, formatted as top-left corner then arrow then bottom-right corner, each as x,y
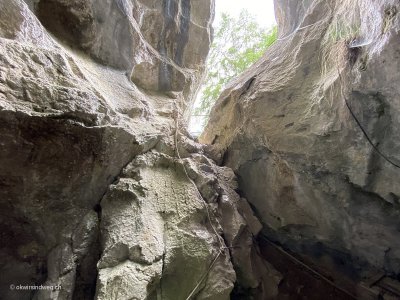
34,0 -> 214,104
96,152 -> 235,300
0,0 -> 276,299
202,0 -> 400,279
95,147 -> 281,300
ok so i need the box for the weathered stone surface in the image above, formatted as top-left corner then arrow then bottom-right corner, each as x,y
34,0 -> 214,102
96,146 -> 280,299
97,152 -> 234,300
180,152 -> 282,299
202,0 -> 400,282
0,0 -> 277,299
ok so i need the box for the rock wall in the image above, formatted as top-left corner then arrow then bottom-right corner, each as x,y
0,0 -> 279,299
202,0 -> 400,283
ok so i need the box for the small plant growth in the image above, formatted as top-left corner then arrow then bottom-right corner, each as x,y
192,10 -> 277,123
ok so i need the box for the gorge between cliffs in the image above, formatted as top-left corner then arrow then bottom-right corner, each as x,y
0,0 -> 400,299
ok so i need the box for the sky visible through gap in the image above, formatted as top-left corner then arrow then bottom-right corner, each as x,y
188,0 -> 277,135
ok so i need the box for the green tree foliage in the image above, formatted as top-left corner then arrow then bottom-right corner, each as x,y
194,10 -> 277,116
